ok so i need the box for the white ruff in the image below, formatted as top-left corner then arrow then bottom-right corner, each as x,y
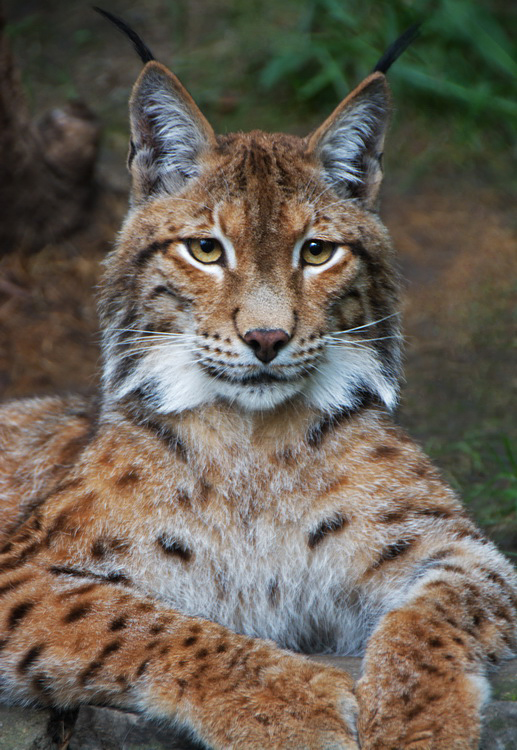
108,337 -> 397,414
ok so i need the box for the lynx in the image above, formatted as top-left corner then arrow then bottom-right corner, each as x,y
0,12 -> 515,750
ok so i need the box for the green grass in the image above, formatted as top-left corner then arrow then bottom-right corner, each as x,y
254,0 -> 516,180
259,0 -> 516,126
427,432 -> 517,545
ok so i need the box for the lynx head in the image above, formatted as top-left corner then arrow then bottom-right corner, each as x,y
99,52 -> 402,417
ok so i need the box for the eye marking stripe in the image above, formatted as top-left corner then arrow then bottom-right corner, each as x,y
304,246 -> 349,276
175,244 -> 225,278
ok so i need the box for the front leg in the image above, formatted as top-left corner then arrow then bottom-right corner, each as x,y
0,533 -> 359,750
357,541 -> 516,749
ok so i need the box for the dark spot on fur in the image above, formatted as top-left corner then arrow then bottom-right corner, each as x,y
8,600 -> 35,629
176,491 -> 192,508
91,540 -> 107,559
195,648 -> 209,660
115,470 -> 141,488
413,461 -> 430,478
63,603 -> 92,623
18,644 -> 45,674
157,534 -> 192,562
91,537 -> 130,559
406,703 -> 424,720
308,513 -> 348,549
150,623 -> 165,635
420,662 -> 440,674
306,408 -> 361,448
371,539 -> 414,569
136,659 -> 149,677
109,616 -> 128,632
100,640 -> 122,659
183,635 -> 198,647
428,637 -> 443,649
372,444 -> 400,459
378,507 -> 409,524
216,643 -> 228,653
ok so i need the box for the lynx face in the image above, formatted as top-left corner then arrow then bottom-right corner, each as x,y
99,64 -> 401,415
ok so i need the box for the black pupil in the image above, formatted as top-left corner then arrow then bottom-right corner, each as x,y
308,241 -> 323,255
200,239 -> 215,253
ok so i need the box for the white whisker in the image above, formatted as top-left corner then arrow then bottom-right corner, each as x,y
330,312 -> 400,335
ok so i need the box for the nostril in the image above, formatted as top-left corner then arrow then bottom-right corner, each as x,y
243,328 -> 291,363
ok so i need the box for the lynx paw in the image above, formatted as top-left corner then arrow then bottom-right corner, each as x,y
202,655 -> 359,749
356,670 -> 482,750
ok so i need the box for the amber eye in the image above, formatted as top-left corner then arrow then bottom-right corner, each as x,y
301,240 -> 336,266
186,238 -> 224,264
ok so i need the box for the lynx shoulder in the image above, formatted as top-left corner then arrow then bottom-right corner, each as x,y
0,14 -> 515,750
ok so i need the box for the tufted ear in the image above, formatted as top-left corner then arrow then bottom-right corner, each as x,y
307,72 -> 390,208
128,61 -> 216,203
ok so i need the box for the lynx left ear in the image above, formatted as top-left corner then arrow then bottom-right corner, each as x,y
307,72 -> 390,208
129,61 -> 216,202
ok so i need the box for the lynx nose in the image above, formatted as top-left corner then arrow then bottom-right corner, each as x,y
243,328 -> 291,363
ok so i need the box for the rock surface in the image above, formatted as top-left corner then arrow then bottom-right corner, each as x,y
1,657 -> 515,749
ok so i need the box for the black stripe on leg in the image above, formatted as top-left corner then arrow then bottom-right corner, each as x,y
18,643 -> 45,674
8,600 -> 35,630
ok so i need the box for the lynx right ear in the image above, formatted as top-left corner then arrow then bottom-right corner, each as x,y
307,72 -> 390,208
129,61 -> 216,202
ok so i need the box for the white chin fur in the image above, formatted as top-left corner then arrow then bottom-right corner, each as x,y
108,343 -> 397,414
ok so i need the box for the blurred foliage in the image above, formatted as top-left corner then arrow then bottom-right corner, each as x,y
428,432 -> 517,532
257,0 -> 516,175
5,0 -> 517,181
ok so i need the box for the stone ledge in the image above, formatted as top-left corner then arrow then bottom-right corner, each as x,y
1,657 -> 515,749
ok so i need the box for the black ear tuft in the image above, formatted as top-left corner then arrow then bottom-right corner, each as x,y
93,7 -> 155,64
372,23 -> 421,74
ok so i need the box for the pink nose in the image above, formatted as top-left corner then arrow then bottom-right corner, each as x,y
243,328 -> 291,363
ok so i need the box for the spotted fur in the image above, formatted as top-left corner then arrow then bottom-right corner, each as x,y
0,28 -> 515,750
